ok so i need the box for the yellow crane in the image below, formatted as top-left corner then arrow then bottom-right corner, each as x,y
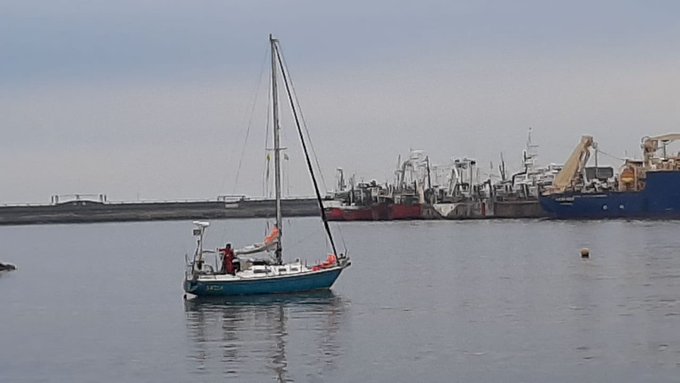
544,135 -> 594,194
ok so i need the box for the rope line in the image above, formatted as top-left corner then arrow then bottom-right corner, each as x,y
232,42 -> 270,195
276,42 -> 329,192
596,148 -> 626,162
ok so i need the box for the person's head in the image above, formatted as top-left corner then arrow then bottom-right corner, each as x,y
226,243 -> 231,248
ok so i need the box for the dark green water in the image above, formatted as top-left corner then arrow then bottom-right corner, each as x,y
1,218 -> 680,382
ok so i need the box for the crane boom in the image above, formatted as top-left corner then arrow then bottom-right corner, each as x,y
642,134 -> 680,166
545,135 -> 594,194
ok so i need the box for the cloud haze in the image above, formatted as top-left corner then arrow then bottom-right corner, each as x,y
1,1 -> 680,203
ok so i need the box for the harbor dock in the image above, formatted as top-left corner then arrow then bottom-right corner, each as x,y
0,196 -> 548,225
0,197 -> 321,225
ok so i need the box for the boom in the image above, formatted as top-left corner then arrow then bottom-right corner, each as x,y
546,135 -> 594,194
642,134 -> 680,167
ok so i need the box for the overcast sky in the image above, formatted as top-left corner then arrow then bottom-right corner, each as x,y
2,0 -> 680,203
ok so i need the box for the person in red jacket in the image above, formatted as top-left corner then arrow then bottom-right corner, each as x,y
220,243 -> 235,275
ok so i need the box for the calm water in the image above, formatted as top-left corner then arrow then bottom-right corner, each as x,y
1,218 -> 680,382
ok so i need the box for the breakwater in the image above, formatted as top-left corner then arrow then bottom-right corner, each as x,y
0,197 -> 547,226
0,198 -> 321,225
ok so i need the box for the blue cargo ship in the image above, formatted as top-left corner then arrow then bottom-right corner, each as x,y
540,170 -> 680,218
539,134 -> 680,219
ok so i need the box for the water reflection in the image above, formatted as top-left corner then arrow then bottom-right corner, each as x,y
184,291 -> 348,382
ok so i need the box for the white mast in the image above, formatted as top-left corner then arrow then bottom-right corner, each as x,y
270,34 -> 283,264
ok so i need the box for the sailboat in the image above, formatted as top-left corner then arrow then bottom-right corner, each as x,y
183,35 -> 351,297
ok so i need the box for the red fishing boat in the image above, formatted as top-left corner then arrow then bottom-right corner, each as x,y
324,180 -> 425,221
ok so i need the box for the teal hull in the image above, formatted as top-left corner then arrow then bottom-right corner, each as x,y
184,265 -> 348,297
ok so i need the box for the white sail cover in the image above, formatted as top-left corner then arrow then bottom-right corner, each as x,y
234,227 -> 280,255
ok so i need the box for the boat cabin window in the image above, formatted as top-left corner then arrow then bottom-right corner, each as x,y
253,260 -> 272,266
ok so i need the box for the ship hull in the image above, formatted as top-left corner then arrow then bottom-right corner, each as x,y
325,203 -> 423,221
388,203 -> 423,220
325,205 -> 382,221
539,171 -> 680,219
184,266 -> 347,297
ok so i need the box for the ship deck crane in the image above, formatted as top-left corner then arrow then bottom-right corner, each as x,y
641,134 -> 680,167
545,135 -> 594,194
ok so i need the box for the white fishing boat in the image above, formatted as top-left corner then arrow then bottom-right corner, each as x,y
183,35 -> 350,297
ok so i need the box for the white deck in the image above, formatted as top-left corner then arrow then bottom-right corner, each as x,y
194,261 -> 315,281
